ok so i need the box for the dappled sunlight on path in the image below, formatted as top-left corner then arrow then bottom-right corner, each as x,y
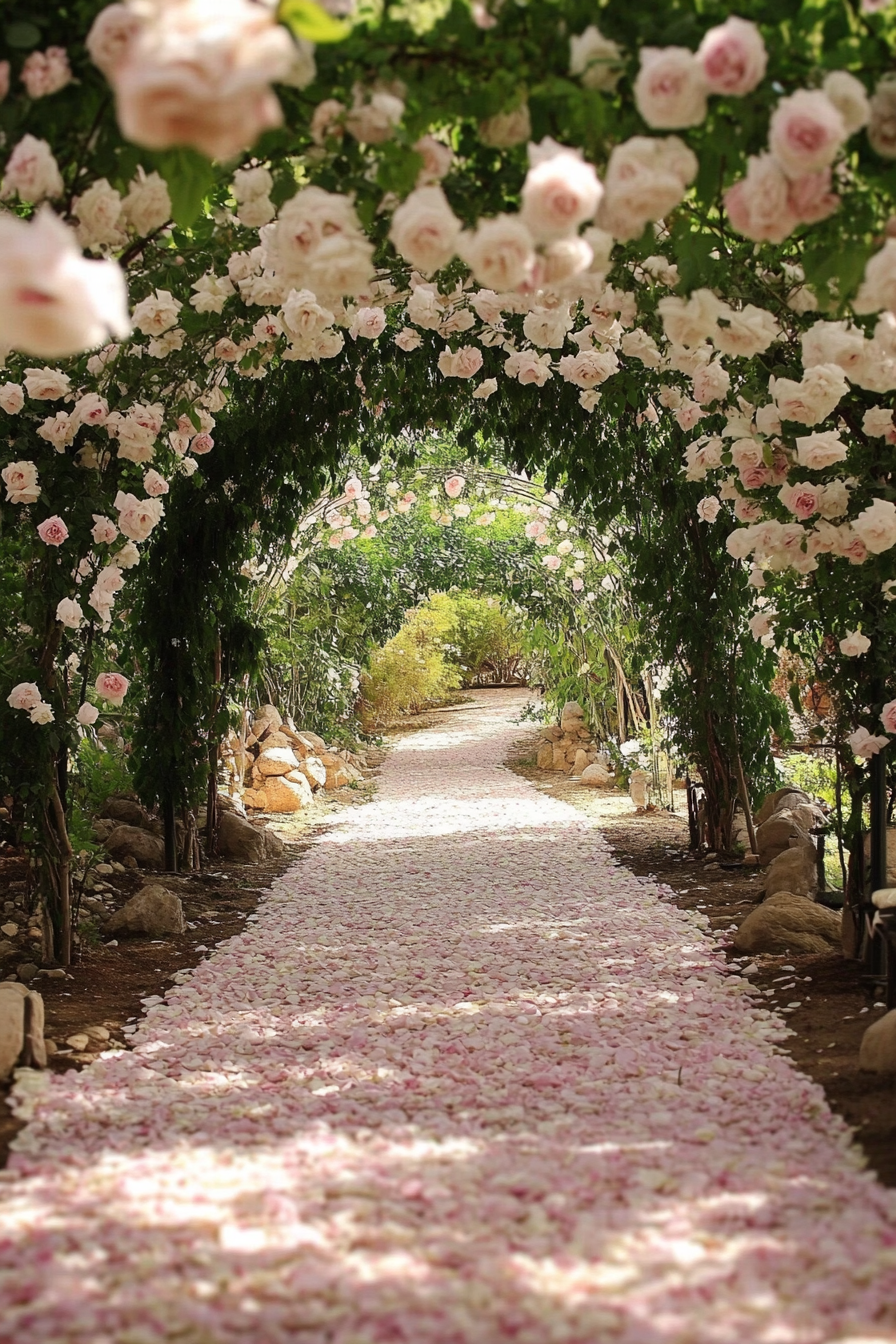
2,690 -> 896,1342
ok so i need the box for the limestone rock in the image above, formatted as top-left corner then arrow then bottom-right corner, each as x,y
542,725 -> 564,742
243,787 -> 268,811
104,825 -> 165,869
733,891 -> 841,956
536,742 -> 554,770
319,752 -> 353,790
256,747 -> 301,778
550,744 -> 568,772
0,983 -> 26,1081
860,1009 -> 896,1072
299,729 -> 327,753
101,797 -> 150,828
581,763 -> 613,787
754,787 -> 811,827
629,769 -> 650,809
763,845 -> 818,901
260,731 -> 292,751
289,755 -> 327,789
105,885 -> 185,938
215,812 -> 268,864
755,811 -> 814,867
560,701 -> 585,733
261,774 -> 313,812
573,749 -> 590,775
23,989 -> 46,1068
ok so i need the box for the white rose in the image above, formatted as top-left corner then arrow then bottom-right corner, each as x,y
121,168 -> 172,235
800,319 -> 865,374
281,288 -> 334,341
2,459 -> 40,504
472,378 -> 497,400
854,239 -> 896,315
390,186 -> 461,274
541,236 -> 594,286
86,3 -> 142,75
349,306 -> 386,340
634,47 -> 708,129
853,498 -> 896,553
714,304 -> 780,358
863,406 -> 896,438
657,289 -> 724,348
116,419 -> 157,463
795,429 -> 849,469
74,178 -> 126,250
395,327 -> 422,351
0,383 -> 24,414
232,166 -> 273,204
24,366 -> 70,399
132,288 -> 181,336
237,195 -> 275,228
840,630 -> 871,656
437,346 -> 483,378
479,104 -> 531,148
771,363 -> 849,424
460,215 -> 536,291
620,329 -> 662,368
345,90 -> 404,144
522,306 -> 573,349
76,701 -> 100,727
56,597 -> 84,629
115,489 -> 164,542
413,135 -> 453,185
691,360 -> 730,405
521,139 -> 602,243
697,496 -> 721,523
818,479 -> 850,518
754,403 -> 782,436
110,0 -> 294,161
504,350 -> 553,386
0,135 -> 63,203
190,272 -> 235,314
406,285 -> 442,330
598,135 -> 697,241
822,70 -> 870,136
570,26 -> 622,92
469,289 -> 505,325
72,392 -> 109,428
557,348 -> 618,388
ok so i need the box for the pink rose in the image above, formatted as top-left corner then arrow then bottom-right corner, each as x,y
37,515 -> 68,546
525,519 -> 547,538
92,514 -> 119,545
769,89 -> 847,179
697,17 -> 767,96
21,47 -> 71,99
143,469 -> 169,496
542,554 -> 561,571
634,47 -> 708,129
520,139 -> 603,243
739,464 -> 772,490
571,576 -> 584,591
95,671 -> 129,706
2,459 -> 39,504
444,475 -> 465,499
190,432 -> 214,455
735,498 -> 764,522
788,169 -> 839,225
724,154 -> 799,243
0,382 -> 23,414
839,629 -> 871,656
849,725 -> 889,758
882,699 -> 896,734
697,496 -> 721,522
780,481 -> 822,520
6,681 -> 41,711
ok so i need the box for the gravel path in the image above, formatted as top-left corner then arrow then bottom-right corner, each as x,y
2,690 -> 896,1343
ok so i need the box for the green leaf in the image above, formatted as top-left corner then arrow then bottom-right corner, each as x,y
376,143 -> 424,198
153,148 -> 215,228
277,0 -> 348,43
5,21 -> 41,49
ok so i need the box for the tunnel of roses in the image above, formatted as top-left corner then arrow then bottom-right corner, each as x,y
0,0 -> 895,994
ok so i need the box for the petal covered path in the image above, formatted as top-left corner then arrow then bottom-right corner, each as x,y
3,692 -> 896,1343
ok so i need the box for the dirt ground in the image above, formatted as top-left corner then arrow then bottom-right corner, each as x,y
0,776 -> 378,1165
508,726 -> 896,1188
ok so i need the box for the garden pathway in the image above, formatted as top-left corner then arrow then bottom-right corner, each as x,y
3,690 -> 896,1343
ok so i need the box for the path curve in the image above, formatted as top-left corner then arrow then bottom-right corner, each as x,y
3,691 -> 896,1343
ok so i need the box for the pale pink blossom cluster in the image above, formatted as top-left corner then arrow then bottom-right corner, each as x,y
634,17 -> 767,132
6,680 -> 54,724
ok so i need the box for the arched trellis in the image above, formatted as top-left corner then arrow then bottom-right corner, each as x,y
233,451 -> 673,798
